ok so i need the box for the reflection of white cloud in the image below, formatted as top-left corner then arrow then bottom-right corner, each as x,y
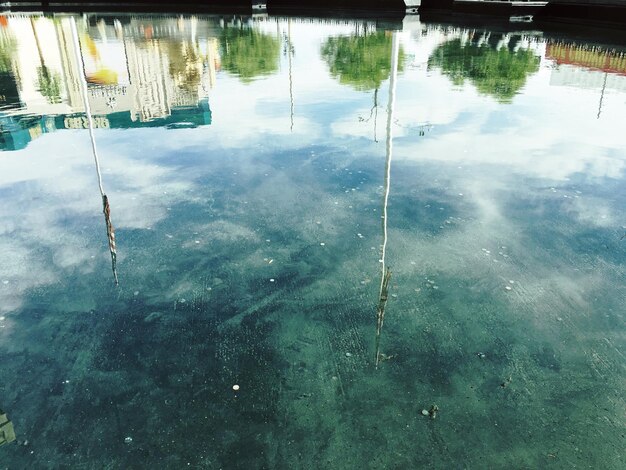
394,66 -> 624,181
0,128 -> 195,315
567,196 -> 616,228
0,244 -> 57,316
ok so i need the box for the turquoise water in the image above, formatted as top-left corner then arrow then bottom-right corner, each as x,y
0,13 -> 625,468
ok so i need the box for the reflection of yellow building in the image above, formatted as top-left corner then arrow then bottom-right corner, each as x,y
0,14 -> 220,123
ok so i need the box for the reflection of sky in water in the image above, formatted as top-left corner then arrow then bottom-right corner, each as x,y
0,15 -> 625,468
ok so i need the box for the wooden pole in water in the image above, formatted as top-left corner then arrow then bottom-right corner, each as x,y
375,31 -> 399,369
70,18 -> 119,285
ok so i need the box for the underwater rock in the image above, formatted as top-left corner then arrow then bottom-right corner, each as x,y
144,311 -> 164,323
421,409 -> 429,416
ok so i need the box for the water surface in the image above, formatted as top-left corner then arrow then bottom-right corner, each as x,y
0,13 -> 625,468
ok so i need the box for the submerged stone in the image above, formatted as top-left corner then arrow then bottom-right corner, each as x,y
144,311 -> 164,323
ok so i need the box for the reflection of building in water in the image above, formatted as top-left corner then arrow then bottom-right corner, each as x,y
546,43 -> 626,75
0,15 -> 82,115
125,40 -> 173,121
547,43 -> 626,93
0,14 -> 219,150
546,43 -> 626,119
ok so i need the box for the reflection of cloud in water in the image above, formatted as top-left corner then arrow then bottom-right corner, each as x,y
567,196 -> 617,228
0,244 -> 56,316
0,129 -> 195,314
332,59 -> 625,182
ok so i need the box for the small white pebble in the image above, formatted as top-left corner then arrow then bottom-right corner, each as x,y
270,279 -> 275,282
2,280 -> 8,285
320,242 -> 325,246
232,384 -> 240,391
124,437 -> 133,444
421,409 -> 429,416
195,240 -> 200,244
505,286 -> 512,291
509,280 -> 515,284
134,291 -> 139,296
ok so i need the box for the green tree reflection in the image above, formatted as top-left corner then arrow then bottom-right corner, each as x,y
0,34 -> 17,73
321,31 -> 405,91
167,40 -> 202,92
428,38 -> 540,103
220,27 -> 280,83
36,66 -> 62,104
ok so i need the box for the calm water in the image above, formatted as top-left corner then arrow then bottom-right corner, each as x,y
0,12 -> 625,469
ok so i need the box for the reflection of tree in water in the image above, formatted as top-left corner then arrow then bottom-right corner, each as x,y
36,66 -> 62,104
428,36 -> 540,103
321,30 -> 405,91
220,27 -> 279,83
0,33 -> 17,73
167,40 -> 202,92
30,18 -> 62,104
